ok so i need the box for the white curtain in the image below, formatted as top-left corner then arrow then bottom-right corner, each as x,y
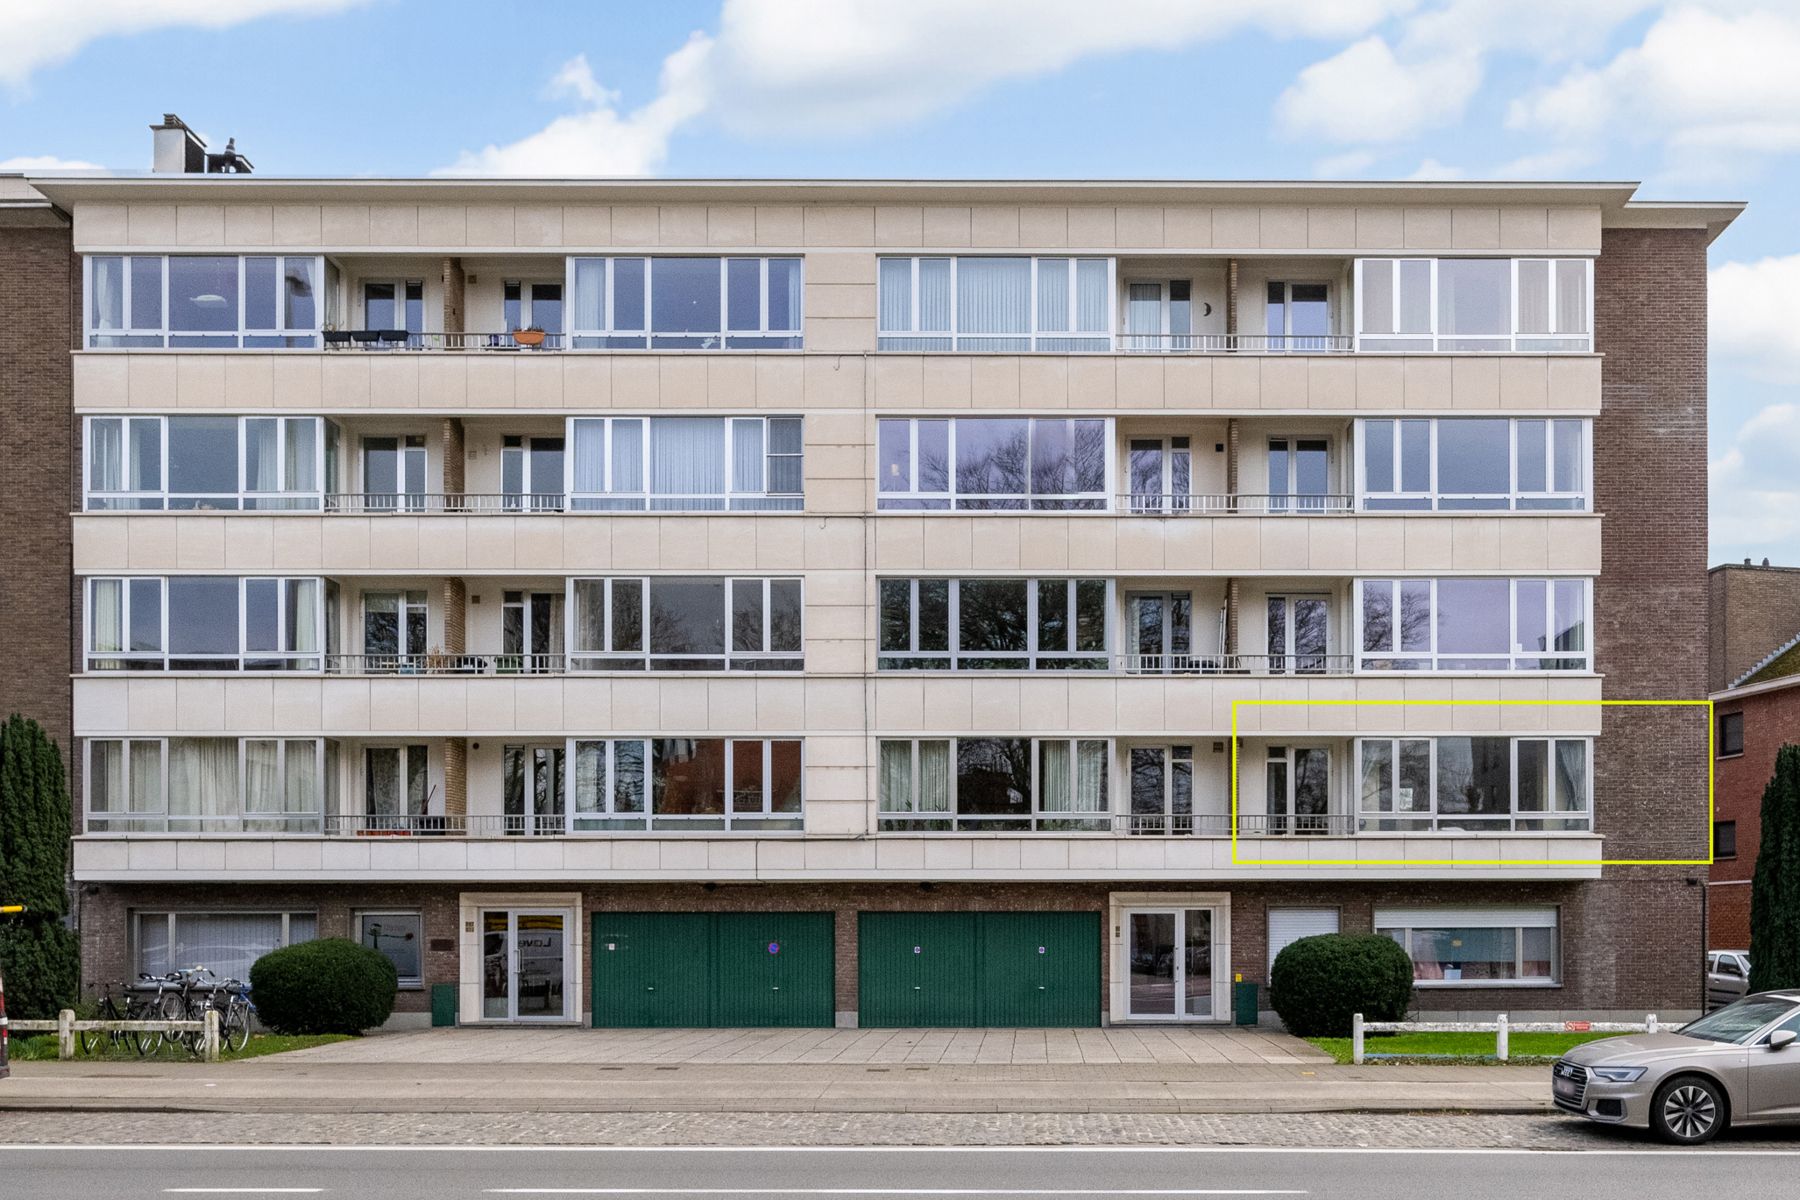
771,258 -> 802,331
918,740 -> 951,813
1555,260 -> 1588,334
1555,740 -> 1587,812
1075,740 -> 1108,813
129,740 -> 164,813
878,741 -> 913,812
1517,260 -> 1550,334
918,259 -> 952,333
572,259 -> 605,331
287,579 -> 319,654
572,580 -> 605,652
879,259 -> 912,331
650,417 -> 724,499
245,419 -> 279,493
91,579 -> 123,653
731,418 -> 764,493
285,741 -> 321,815
285,418 -> 317,492
1039,741 -> 1071,813
611,419 -> 644,493
367,748 -> 400,816
89,419 -> 123,492
1399,260 -> 1432,333
571,419 -> 606,493
1360,260 -> 1394,335
1075,259 -> 1108,333
171,914 -> 283,983
168,738 -> 240,824
957,258 -> 1030,335
244,739 -> 280,813
91,256 -> 123,331
573,741 -> 605,814
1036,259 -> 1069,333
90,741 -> 124,813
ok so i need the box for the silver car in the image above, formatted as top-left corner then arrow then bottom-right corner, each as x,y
1706,950 -> 1751,1008
1555,991 -> 1800,1143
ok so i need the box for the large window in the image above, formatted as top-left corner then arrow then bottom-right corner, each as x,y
878,577 -> 1108,669
570,577 -> 802,671
136,911 -> 317,983
87,255 -> 322,349
1358,418 -> 1588,511
568,415 -> 802,511
1356,737 -> 1590,832
878,257 -> 1112,351
1375,907 -> 1560,985
1355,258 -> 1591,352
568,257 -> 802,349
569,738 -> 802,831
86,415 -> 325,511
356,910 -> 424,988
877,737 -> 1109,831
86,577 -> 323,671
1357,577 -> 1589,672
88,737 -> 330,833
877,417 -> 1110,510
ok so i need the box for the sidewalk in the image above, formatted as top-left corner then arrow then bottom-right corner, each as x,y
0,1026 -> 1553,1116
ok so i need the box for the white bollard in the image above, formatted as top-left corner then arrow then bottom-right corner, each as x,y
1352,1012 -> 1365,1065
1496,1013 -> 1509,1062
204,1008 -> 220,1062
1647,1013 -> 1659,1035
57,1009 -> 74,1060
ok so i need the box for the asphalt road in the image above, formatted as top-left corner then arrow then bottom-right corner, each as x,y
2,1145 -> 1799,1200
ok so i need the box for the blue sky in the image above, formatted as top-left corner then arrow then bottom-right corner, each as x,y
5,0 -> 1798,566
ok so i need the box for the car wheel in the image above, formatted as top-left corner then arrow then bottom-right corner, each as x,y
1651,1075 -> 1727,1145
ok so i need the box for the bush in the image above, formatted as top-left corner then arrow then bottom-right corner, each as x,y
248,938 -> 398,1035
1269,933 -> 1414,1037
0,919 -> 80,1020
0,715 -> 72,916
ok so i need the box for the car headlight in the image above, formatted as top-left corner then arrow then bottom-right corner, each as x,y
1588,1066 -> 1647,1082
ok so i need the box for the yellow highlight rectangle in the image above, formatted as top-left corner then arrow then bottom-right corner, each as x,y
1228,698 -> 1714,868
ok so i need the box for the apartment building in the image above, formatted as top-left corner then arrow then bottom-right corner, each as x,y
30,144 -> 1738,1026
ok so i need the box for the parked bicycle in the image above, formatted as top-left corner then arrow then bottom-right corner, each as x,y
82,975 -> 186,1056
166,966 -> 255,1055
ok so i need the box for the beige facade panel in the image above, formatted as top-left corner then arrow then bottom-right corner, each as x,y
74,352 -> 1603,415
73,201 -> 1606,255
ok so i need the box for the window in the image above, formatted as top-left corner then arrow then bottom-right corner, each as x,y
365,745 -> 430,826
136,911 -> 317,982
503,591 -> 564,673
356,911 -> 423,988
879,257 -> 1111,351
1126,745 -> 1196,834
1266,437 -> 1332,511
504,280 -> 563,337
877,417 -> 1110,510
1357,577 -> 1589,671
570,577 -> 802,671
86,577 -> 323,672
1356,737 -> 1591,832
88,738 -> 327,833
568,257 -> 801,349
1375,907 -> 1560,985
501,436 -> 566,512
362,281 -> 425,336
86,416 -> 328,511
877,737 -> 1109,831
86,255 -> 322,349
1719,711 -> 1745,757
1358,418 -> 1588,511
568,415 -> 802,511
1715,820 -> 1738,859
1355,258 -> 1591,352
1264,282 -> 1333,351
570,738 -> 802,831
878,577 -> 1108,670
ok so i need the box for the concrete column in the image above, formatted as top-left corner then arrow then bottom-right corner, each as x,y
1225,577 -> 1241,661
443,737 -> 467,820
1225,258 -> 1239,346
441,257 -> 465,336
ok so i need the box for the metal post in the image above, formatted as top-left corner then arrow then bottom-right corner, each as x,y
1648,1014 -> 1659,1035
1496,1013 -> 1509,1062
204,1008 -> 220,1062
1352,1012 -> 1364,1065
57,1009 -> 74,1060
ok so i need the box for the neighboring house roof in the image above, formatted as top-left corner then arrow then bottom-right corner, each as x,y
1735,630 -> 1800,689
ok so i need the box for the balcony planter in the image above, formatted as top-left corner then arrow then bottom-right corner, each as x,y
511,327 -> 546,347
322,329 -> 352,346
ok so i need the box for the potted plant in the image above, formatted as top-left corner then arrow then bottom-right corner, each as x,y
322,323 -> 351,347
511,324 -> 546,347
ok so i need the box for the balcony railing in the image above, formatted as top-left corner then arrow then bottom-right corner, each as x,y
1117,493 -> 1355,515
1114,813 -> 1359,836
1117,333 -> 1354,354
1115,653 -> 1354,676
308,331 -> 1360,354
320,493 -> 802,514
321,331 -> 567,351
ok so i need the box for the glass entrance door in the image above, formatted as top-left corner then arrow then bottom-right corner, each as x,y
480,908 -> 570,1022
1127,592 -> 1193,673
503,744 -> 565,835
1126,907 -> 1218,1020
1267,595 -> 1330,674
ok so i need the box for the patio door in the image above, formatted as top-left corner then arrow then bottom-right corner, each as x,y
1127,745 -> 1194,835
502,591 -> 564,672
480,908 -> 574,1022
362,435 -> 428,512
363,590 -> 427,672
1127,438 -> 1192,513
1268,437 -> 1330,513
1125,907 -> 1221,1020
1122,281 -> 1192,351
365,744 -> 429,831
1127,592 -> 1193,673
1266,744 -> 1331,834
502,436 -> 565,512
503,743 -> 565,836
1267,595 -> 1330,674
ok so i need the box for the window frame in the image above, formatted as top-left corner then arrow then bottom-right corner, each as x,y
84,254 -> 325,350
875,417 -> 1114,511
1375,906 -> 1562,987
84,575 -> 326,672
565,415 -> 804,511
876,576 -> 1111,670
876,736 -> 1112,832
877,256 -> 1116,352
86,736 -> 328,833
567,576 -> 805,672
354,909 -> 425,988
566,256 -> 804,350
1354,576 -> 1592,673
1718,711 -> 1745,757
566,736 -> 804,832
84,415 -> 328,512
1353,257 -> 1593,353
133,909 -> 318,981
1354,418 -> 1591,512
1355,736 -> 1593,832
1714,819 -> 1738,860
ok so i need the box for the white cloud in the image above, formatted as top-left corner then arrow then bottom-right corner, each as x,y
0,154 -> 104,171
1710,403 -> 1800,564
1711,254 -> 1800,383
1277,37 -> 1479,144
1405,157 -> 1467,181
2,0 -> 373,88
1509,6 -> 1800,177
1313,150 -> 1378,177
442,0 -> 1415,175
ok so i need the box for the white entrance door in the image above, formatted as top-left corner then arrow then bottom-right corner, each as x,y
480,907 -> 575,1022
1124,906 -> 1222,1020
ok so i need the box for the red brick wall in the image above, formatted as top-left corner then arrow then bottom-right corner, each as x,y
1709,565 -> 1800,692
1708,683 -> 1800,947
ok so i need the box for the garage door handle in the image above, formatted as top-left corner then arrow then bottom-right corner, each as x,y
646,986 -> 655,991
1038,986 -> 1046,991
772,986 -> 780,991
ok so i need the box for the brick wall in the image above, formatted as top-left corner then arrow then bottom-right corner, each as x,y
1591,226 -> 1712,1012
1708,682 -> 1800,946
1709,564 -> 1800,691
0,223 -> 75,768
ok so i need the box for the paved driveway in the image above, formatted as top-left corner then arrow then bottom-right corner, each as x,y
283,1024 -> 1331,1066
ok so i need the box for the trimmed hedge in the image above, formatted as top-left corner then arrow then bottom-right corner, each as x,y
249,938 -> 398,1035
0,918 -> 80,1020
1269,933 -> 1414,1037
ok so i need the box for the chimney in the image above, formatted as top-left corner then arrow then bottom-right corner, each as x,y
150,114 -> 253,174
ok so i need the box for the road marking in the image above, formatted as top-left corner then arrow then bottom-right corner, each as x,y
163,1191 -> 324,1195
483,1192 -> 1304,1197
8,1144 -> 1800,1158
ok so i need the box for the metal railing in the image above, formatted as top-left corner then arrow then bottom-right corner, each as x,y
1118,492 -> 1355,515
1354,1012 -> 1658,1065
1115,652 -> 1354,676
321,813 -> 804,836
320,492 -> 803,514
1114,813 -> 1359,837
324,653 -> 569,676
321,331 -> 567,351
1117,333 -> 1355,354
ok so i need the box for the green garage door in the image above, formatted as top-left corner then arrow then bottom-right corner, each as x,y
591,912 -> 834,1028
858,911 -> 1100,1027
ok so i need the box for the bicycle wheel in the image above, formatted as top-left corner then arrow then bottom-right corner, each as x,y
223,997 -> 252,1054
150,990 -> 185,1056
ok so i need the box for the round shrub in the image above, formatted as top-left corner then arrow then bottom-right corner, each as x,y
1269,933 -> 1414,1037
249,937 -> 398,1035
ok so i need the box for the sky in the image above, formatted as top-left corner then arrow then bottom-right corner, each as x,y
2,0 -> 1797,567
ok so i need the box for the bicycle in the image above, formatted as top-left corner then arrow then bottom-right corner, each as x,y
133,972 -> 189,1056
80,980 -> 148,1056
170,967 -> 254,1056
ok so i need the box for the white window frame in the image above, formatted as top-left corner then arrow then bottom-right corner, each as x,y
875,417 -> 1115,511
360,279 -> 426,334
1374,906 -> 1562,987
566,737 -> 805,833
84,576 -> 326,672
86,736 -> 327,834
84,415 -> 328,512
1354,418 -> 1591,512
1354,737 -> 1593,833
83,254 -> 325,350
1352,257 -> 1593,353
566,576 -> 805,672
565,256 -> 804,349
565,415 -> 803,511
876,577 -> 1112,670
354,909 -> 425,989
1354,577 -> 1592,673
134,910 -> 318,980
877,256 -> 1116,352
1124,743 -> 1197,834
875,736 -> 1112,832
